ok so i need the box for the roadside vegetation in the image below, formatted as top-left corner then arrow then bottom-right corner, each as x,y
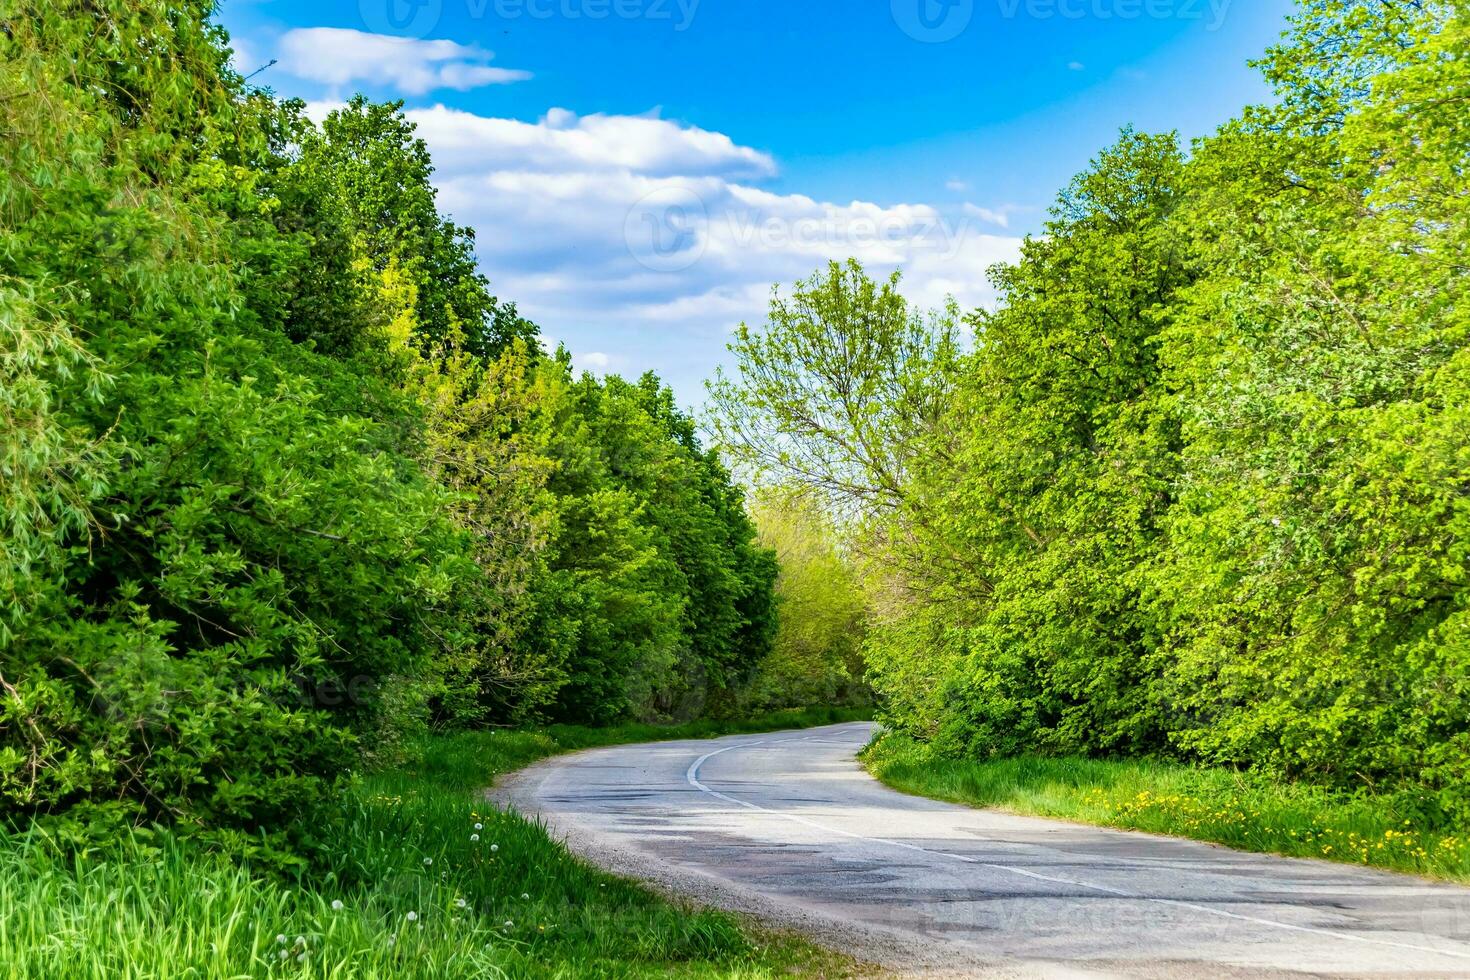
3,0 -> 1466,973
0,2 -> 868,975
1,0 -> 866,855
712,0 -> 1470,864
865,734 -> 1470,884
2,709 -> 871,979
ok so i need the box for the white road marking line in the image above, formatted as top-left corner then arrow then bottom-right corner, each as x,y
684,733 -> 1470,962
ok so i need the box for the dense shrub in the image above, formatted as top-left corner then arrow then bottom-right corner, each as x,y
740,489 -> 868,712
714,1 -> 1470,817
0,0 -> 777,854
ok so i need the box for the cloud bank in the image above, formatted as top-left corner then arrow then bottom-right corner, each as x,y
301,91 -> 1022,399
401,106 -> 1022,365
279,29 -> 531,94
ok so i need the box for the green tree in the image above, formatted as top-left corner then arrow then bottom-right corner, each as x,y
0,0 -> 480,856
742,489 -> 868,711
885,130 -> 1189,756
535,361 -> 776,724
1149,0 -> 1470,810
295,97 -> 538,358
707,260 -> 961,520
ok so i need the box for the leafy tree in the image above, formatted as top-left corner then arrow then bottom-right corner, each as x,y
535,361 -> 776,723
0,0 -> 479,857
1149,0 -> 1470,810
295,97 -> 538,358
887,130 -> 1189,756
742,489 -> 868,711
707,260 -> 961,521
373,263 -> 559,725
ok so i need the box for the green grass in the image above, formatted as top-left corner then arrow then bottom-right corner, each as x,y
446,706 -> 874,779
0,708 -> 871,979
863,733 -> 1470,883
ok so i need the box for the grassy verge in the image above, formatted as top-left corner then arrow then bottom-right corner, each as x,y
447,705 -> 874,777
0,707 -> 871,978
863,732 -> 1470,883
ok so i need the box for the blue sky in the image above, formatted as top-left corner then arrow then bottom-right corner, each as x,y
220,0 -> 1296,406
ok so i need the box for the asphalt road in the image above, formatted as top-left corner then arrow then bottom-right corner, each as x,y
495,722 -> 1470,978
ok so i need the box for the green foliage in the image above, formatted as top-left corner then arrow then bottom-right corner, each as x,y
0,0 -> 486,856
1147,0 -> 1470,812
741,489 -> 869,711
884,129 -> 1189,758
708,259 -> 961,518
0,710 -> 868,979
865,733 -> 1470,882
0,0 -> 778,856
716,1 -> 1470,818
534,361 -> 777,724
296,96 -> 539,358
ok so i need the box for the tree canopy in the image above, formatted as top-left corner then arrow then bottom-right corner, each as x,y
0,0 -> 776,859
713,0 -> 1470,819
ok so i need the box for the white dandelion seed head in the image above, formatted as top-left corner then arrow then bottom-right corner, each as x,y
278,949 -> 289,960
455,898 -> 467,908
520,893 -> 529,901
423,857 -> 433,866
503,920 -> 514,929
297,952 -> 307,963
490,844 -> 498,852
330,899 -> 344,911
474,822 -> 483,830
406,911 -> 418,922
276,934 -> 287,945
470,834 -> 479,842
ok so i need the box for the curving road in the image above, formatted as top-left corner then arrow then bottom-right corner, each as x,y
494,722 -> 1470,978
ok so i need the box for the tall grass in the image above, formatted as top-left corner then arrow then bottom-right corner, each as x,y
863,733 -> 1470,883
0,708 -> 870,978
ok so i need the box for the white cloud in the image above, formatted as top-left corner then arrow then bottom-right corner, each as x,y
1068,61 -> 1086,71
278,28 -> 530,95
228,37 -> 255,76
408,105 -> 776,179
961,202 -> 1022,229
380,104 -> 1023,401
945,178 -> 969,192
574,351 -> 618,375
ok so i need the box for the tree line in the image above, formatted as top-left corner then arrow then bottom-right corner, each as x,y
713,1 -> 1469,819
0,0 -> 826,859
